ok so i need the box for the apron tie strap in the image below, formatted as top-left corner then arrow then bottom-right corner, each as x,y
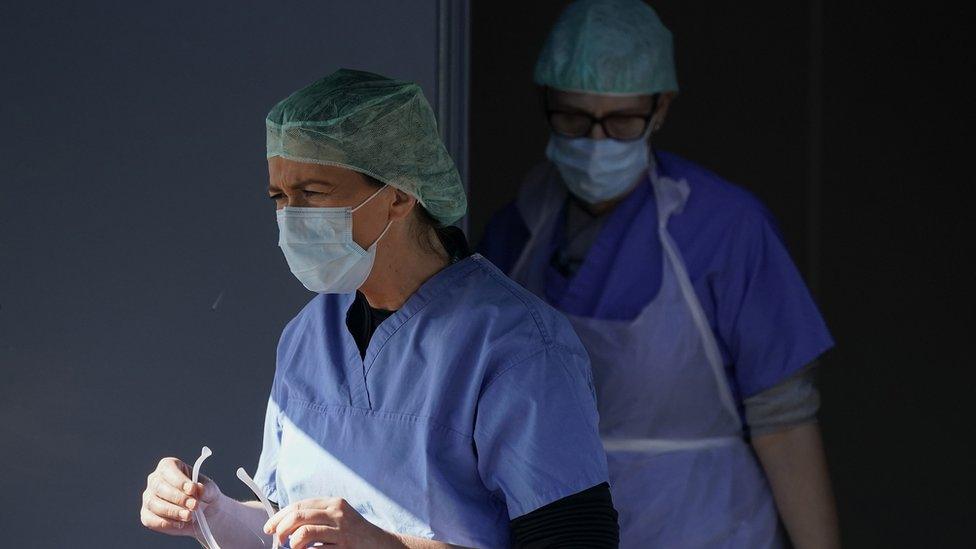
602,436 -> 742,453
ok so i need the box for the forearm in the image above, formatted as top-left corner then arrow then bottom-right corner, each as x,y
194,496 -> 273,549
752,422 -> 840,549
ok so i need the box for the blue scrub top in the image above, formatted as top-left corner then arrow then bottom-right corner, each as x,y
253,255 -> 608,548
479,150 -> 834,399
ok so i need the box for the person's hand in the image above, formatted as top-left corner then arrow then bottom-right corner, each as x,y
264,497 -> 400,548
140,456 -> 224,537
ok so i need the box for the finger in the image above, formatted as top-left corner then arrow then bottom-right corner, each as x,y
271,509 -> 336,546
291,498 -> 337,511
265,501 -> 317,533
191,475 -> 221,504
140,507 -> 188,532
264,502 -> 297,533
147,495 -> 194,523
159,460 -> 218,503
170,479 -> 218,507
265,498 -> 340,533
157,458 -> 193,492
153,476 -> 198,509
270,509 -> 309,546
265,497 -> 339,531
265,507 -> 284,533
289,524 -> 339,549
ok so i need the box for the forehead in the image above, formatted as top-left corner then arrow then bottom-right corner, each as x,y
268,156 -> 364,186
548,89 -> 654,113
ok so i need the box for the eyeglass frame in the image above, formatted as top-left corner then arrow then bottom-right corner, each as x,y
542,91 -> 660,141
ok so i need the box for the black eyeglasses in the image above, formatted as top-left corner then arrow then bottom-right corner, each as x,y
544,94 -> 658,141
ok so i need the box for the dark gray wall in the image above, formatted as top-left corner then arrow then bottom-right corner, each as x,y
0,1 -> 445,546
817,4 -> 970,547
469,1 -> 970,547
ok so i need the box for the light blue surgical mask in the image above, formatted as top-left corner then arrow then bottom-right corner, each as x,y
276,185 -> 391,294
546,133 -> 651,204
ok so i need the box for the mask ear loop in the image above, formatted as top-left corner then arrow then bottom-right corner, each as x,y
351,184 -> 389,213
352,184 -> 395,249
371,219 -> 394,247
237,468 -> 280,549
191,446 -> 222,549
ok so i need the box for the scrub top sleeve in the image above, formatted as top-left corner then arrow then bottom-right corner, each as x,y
252,395 -> 283,504
474,344 -> 609,520
715,206 -> 834,398
476,201 -> 530,273
253,317 -> 302,502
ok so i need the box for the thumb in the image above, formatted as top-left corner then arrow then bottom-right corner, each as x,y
196,473 -> 223,504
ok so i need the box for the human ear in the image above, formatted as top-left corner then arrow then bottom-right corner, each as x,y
387,188 -> 417,221
651,91 -> 676,132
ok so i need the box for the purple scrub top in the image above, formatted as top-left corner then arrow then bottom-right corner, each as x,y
479,149 -> 834,399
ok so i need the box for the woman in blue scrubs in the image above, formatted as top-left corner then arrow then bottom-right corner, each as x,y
479,1 -> 840,547
139,69 -> 618,548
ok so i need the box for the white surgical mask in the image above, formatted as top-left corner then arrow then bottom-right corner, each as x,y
276,185 -> 391,294
546,132 -> 651,204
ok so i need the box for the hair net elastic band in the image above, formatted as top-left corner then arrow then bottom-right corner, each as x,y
265,68 -> 467,225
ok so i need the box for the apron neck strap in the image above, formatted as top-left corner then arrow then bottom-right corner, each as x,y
649,159 -> 690,229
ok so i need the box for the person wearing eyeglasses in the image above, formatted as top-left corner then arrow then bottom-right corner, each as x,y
479,1 -> 841,547
139,69 -> 619,548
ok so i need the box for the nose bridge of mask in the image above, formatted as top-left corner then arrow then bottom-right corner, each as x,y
547,130 -> 651,204
587,121 -> 653,143
553,132 -> 649,167
277,184 -> 389,243
595,134 -> 647,164
593,125 -> 653,150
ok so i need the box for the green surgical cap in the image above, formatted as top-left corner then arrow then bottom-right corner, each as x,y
534,0 -> 678,96
266,68 -> 467,225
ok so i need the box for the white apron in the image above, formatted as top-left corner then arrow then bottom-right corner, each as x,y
510,164 -> 783,548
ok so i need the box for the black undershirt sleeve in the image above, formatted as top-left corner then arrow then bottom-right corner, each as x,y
510,482 -> 619,548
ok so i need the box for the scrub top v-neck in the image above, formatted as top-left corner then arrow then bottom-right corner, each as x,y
253,255 -> 609,548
